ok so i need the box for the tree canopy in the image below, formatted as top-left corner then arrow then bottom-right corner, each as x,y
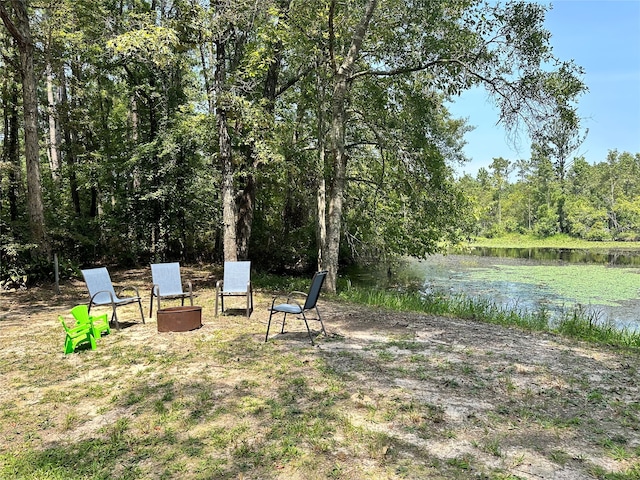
0,0 -> 601,291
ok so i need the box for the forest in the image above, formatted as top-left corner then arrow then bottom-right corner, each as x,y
462,150 -> 640,241
0,0 -> 615,292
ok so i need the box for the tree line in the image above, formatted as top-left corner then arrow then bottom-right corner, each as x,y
0,0 -> 585,291
461,150 -> 640,241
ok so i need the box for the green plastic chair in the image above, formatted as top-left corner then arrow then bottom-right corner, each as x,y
71,304 -> 110,338
59,316 -> 96,354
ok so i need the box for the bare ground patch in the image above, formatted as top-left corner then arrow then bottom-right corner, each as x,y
1,266 -> 639,479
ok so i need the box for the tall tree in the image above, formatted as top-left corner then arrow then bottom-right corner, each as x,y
488,157 -> 512,229
308,0 -> 586,292
198,0 -> 284,262
533,70 -> 588,234
320,0 -> 377,291
0,0 -> 47,253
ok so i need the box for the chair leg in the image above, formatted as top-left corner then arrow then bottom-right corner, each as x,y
280,313 -> 288,334
137,299 -> 145,324
216,293 -> 226,316
149,294 -> 154,318
265,311 -> 274,342
301,312 -> 315,345
64,337 -> 73,354
111,308 -> 121,330
316,307 -> 327,337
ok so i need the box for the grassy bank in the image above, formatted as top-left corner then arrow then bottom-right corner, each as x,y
467,233 -> 640,251
254,267 -> 640,350
338,287 -> 640,350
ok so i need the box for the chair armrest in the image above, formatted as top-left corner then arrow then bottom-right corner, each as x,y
270,295 -> 285,309
118,285 -> 140,298
68,323 -> 92,335
89,289 -> 115,305
286,291 -> 308,303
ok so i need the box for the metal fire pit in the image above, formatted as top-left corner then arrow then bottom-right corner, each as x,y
157,306 -> 202,332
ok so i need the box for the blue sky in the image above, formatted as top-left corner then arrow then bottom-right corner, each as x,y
449,0 -> 640,177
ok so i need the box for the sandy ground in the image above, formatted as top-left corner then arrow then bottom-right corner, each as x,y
1,266 -> 639,479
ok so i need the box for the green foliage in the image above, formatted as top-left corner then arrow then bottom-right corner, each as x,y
533,204 -> 559,237
108,25 -> 180,68
0,224 -> 58,288
0,0 -> 631,282
469,233 -> 640,250
463,150 -> 640,241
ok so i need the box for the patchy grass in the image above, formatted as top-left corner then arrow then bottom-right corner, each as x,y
1,265 -> 639,479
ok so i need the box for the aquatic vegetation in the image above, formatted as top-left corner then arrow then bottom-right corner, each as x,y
469,264 -> 640,307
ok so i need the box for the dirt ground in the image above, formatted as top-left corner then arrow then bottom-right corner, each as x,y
1,266 -> 639,479
325,303 -> 640,477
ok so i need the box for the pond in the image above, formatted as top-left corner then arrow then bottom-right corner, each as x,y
344,247 -> 640,332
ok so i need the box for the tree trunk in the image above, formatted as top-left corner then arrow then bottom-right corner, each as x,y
316,151 -> 327,271
1,0 -> 48,253
315,57 -> 328,272
325,81 -> 347,293
322,0 -> 377,292
22,36 -> 47,252
220,130 -> 238,262
2,79 -> 21,221
236,174 -> 255,260
46,63 -> 61,180
58,67 -> 82,216
215,38 -> 238,262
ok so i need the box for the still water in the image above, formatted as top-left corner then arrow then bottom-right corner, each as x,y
345,247 -> 640,332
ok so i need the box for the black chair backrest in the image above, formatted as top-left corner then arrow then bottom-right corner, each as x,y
303,271 -> 327,310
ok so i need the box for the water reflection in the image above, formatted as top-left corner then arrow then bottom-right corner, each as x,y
344,247 -> 640,332
461,246 -> 640,266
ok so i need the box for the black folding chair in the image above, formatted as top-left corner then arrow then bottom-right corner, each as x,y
265,271 -> 328,345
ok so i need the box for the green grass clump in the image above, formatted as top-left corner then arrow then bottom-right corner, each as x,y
338,287 -> 550,329
555,308 -> 640,349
